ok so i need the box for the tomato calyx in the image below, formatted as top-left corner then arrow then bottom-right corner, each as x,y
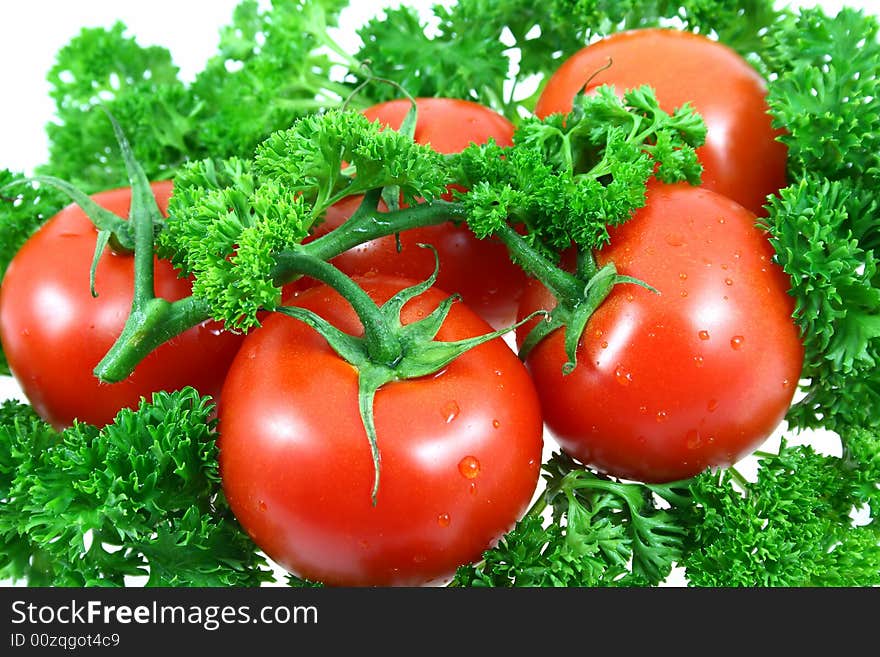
520,258 -> 656,374
489,220 -> 655,373
275,247 -> 544,505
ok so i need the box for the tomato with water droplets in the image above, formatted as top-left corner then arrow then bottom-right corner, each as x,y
517,182 -> 804,482
219,275 -> 543,586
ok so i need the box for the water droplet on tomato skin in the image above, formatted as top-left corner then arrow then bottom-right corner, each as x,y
437,513 -> 451,528
458,456 -> 481,479
665,233 -> 685,247
656,410 -> 669,423
730,335 -> 745,350
442,401 -> 460,423
782,379 -> 791,389
614,365 -> 633,386
698,330 -> 711,341
694,355 -> 704,368
686,430 -> 703,449
492,419 -> 501,429
258,501 -> 267,512
680,290 -> 688,298
638,406 -> 648,415
601,341 -> 609,349
724,278 -> 734,286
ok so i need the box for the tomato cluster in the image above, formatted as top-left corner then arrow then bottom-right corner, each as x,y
0,28 -> 804,586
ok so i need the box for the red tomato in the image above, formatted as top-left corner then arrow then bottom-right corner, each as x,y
304,98 -> 528,329
517,182 -> 804,483
219,275 -> 544,586
535,29 -> 788,216
0,181 -> 243,429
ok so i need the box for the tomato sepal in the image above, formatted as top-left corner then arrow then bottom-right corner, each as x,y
518,258 -> 658,374
276,246 -> 545,505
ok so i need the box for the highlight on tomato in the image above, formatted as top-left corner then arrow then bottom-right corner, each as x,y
535,28 -> 788,216
517,182 -> 804,483
0,181 -> 243,429
218,274 -> 544,586
303,97 -> 529,329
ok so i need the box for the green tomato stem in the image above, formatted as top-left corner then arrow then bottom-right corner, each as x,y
273,251 -> 402,366
296,197 -> 468,267
94,295 -> 212,383
491,223 -> 582,301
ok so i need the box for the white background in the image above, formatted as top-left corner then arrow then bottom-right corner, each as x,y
0,0 -> 873,586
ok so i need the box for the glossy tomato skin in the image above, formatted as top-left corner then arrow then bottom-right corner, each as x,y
0,181 -> 243,429
518,182 -> 804,483
535,29 -> 788,217
219,275 -> 544,586
304,98 -> 527,329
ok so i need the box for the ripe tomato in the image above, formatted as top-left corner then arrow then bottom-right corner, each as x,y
535,29 -> 788,216
0,181 -> 243,429
218,275 -> 544,586
518,182 -> 804,483
304,97 -> 528,329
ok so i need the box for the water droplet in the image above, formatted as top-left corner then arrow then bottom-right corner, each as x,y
782,379 -> 790,389
718,217 -> 726,225
458,456 -> 481,479
442,401 -> 460,423
626,293 -> 635,302
601,341 -> 609,349
730,335 -> 745,350
437,513 -> 451,528
724,278 -> 734,286
21,329 -> 30,337
694,355 -> 704,368
679,272 -> 688,281
698,330 -> 711,341
721,263 -> 729,271
614,365 -> 632,386
733,250 -> 742,260
469,482 -> 477,495
494,369 -> 503,376
594,328 -> 604,338
258,501 -> 267,512
492,419 -> 501,429
707,399 -> 719,412
527,458 -> 538,468
686,430 -> 702,449
680,290 -> 688,297
656,410 -> 669,423
665,233 -> 685,247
